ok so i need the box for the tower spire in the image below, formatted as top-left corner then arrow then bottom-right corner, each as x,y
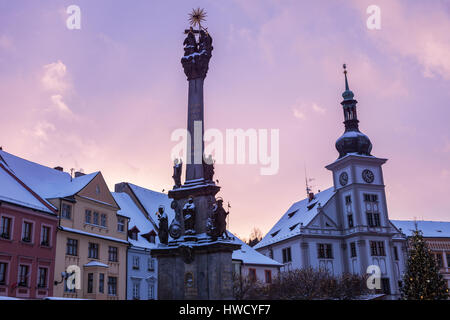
335,64 -> 373,158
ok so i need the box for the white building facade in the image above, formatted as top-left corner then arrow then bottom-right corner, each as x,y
255,67 -> 407,297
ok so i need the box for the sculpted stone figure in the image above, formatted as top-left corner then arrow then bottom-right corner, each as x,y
181,28 -> 213,80
156,206 -> 169,245
172,158 -> 183,189
207,198 -> 229,240
183,197 -> 196,235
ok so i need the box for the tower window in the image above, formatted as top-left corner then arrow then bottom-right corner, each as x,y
345,195 -> 352,204
370,241 -> 385,256
347,214 -> 354,228
350,242 -> 357,258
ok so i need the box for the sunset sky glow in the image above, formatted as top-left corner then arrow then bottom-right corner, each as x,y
1,0 -> 450,239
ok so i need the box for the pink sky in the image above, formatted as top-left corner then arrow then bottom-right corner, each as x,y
1,0 -> 450,239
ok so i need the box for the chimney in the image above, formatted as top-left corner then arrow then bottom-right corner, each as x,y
54,166 -> 63,172
74,171 -> 85,178
308,192 -> 315,202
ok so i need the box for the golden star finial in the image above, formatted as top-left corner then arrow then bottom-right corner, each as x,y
188,8 -> 207,28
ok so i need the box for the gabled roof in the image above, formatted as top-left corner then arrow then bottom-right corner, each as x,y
0,163 -> 54,214
0,150 -> 99,199
112,192 -> 160,249
391,220 -> 450,238
254,187 -> 336,249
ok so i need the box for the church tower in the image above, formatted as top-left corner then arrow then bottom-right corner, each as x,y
325,65 -> 401,294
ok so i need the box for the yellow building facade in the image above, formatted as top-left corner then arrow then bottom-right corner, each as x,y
52,173 -> 129,300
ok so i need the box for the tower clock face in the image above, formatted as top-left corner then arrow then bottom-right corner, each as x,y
339,172 -> 348,186
362,169 -> 375,183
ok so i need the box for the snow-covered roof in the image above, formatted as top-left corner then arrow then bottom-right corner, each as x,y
112,192 -> 159,249
254,187 -> 336,249
0,165 -> 53,214
229,232 -> 282,267
84,261 -> 109,268
127,183 -> 175,224
0,150 -> 98,199
391,220 -> 450,238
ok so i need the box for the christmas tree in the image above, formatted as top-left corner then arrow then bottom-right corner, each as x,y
401,228 -> 449,300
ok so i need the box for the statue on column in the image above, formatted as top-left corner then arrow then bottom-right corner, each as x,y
207,197 -> 229,240
183,197 -> 196,235
172,158 -> 183,189
156,205 -> 169,245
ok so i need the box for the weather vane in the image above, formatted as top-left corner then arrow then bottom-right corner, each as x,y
188,8 -> 207,30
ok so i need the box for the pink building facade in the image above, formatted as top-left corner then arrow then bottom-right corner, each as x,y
0,163 -> 58,299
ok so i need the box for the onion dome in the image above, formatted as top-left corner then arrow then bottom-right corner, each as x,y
335,64 -> 372,158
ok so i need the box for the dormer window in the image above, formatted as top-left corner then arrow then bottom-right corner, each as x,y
287,210 -> 298,219
271,230 -> 280,237
142,230 -> 157,244
128,226 -> 140,240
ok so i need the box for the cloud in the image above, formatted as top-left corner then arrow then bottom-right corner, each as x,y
292,108 -> 305,120
23,121 -> 56,142
50,94 -> 73,116
41,60 -> 70,92
352,0 -> 450,80
312,103 -> 326,115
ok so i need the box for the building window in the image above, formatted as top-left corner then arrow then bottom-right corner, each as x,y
87,273 -> 94,293
265,270 -> 272,284
117,218 -> 125,232
148,281 -> 155,300
85,210 -> 91,224
88,243 -> 99,259
148,258 -> 155,271
61,203 -> 72,220
38,267 -> 47,288
132,256 -> 140,270
0,262 -> 7,285
22,221 -> 33,242
347,214 -> 354,228
66,238 -> 78,256
99,273 -> 105,293
108,277 -> 117,296
248,268 -> 257,282
447,254 -> 450,268
393,246 -> 399,261
1,216 -> 12,239
41,226 -> 50,246
366,212 -> 381,227
345,195 -> 352,204
370,241 -> 386,256
108,246 -> 118,262
318,244 -> 333,259
282,247 -> 292,263
364,194 -> 378,202
18,265 -> 29,287
101,214 -> 107,227
93,212 -> 99,225
133,282 -> 140,300
350,242 -> 357,258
